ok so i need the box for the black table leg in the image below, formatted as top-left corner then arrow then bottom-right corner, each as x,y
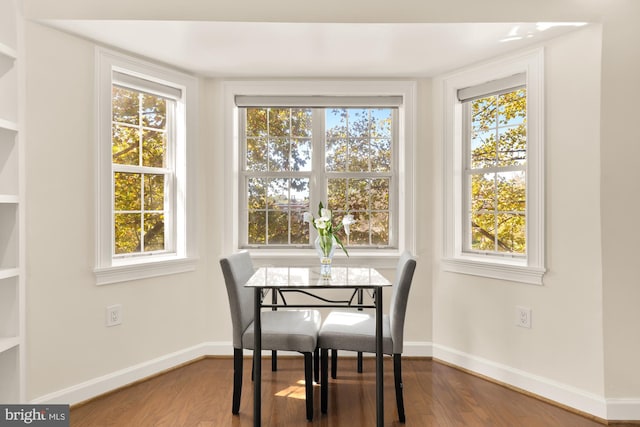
357,289 -> 363,373
376,288 -> 384,427
254,288 -> 262,427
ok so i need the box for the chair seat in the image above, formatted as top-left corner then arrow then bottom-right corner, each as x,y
243,309 -> 321,353
318,311 -> 393,355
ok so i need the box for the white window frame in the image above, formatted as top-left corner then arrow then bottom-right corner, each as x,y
94,48 -> 198,285
223,81 -> 417,268
441,49 -> 545,285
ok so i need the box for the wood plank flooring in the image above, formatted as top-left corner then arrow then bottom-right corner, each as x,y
70,357 -> 636,426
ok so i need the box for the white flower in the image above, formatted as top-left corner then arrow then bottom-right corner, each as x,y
302,212 -> 313,223
320,208 -> 332,221
314,218 -> 327,229
342,214 -> 355,236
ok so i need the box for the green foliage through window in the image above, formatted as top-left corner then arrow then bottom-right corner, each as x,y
112,86 -> 170,255
243,107 -> 394,248
467,89 -> 527,254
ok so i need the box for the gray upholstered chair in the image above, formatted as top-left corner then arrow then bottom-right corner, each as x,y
220,251 -> 321,421
318,251 -> 417,423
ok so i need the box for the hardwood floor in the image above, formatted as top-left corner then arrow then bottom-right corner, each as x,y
70,357 -> 636,426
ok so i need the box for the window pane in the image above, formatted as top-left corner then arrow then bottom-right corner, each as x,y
326,138 -> 347,172
144,174 -> 165,211
142,129 -> 166,167
247,137 -> 267,171
471,213 -> 496,251
470,130 -> 496,169
291,138 -> 312,172
247,108 -> 267,137
470,173 -> 496,213
290,178 -> 310,210
141,94 -> 166,129
472,96 -> 496,134
371,178 -> 389,210
326,109 -> 347,137
112,124 -> 139,165
371,212 -> 389,245
497,124 -> 526,167
268,138 -> 289,172
348,138 -> 369,172
371,138 -> 391,172
248,178 -> 267,209
144,213 -> 165,251
114,172 -> 141,210
348,179 -> 369,212
112,87 -> 139,125
269,108 -> 290,137
291,108 -> 312,137
347,108 -> 369,138
268,211 -> 288,244
496,171 -> 526,212
291,209 -> 310,245
498,89 -> 526,126
267,178 -> 288,210
328,178 -> 347,211
497,213 -> 526,254
114,213 -> 141,254
371,109 -> 392,139
248,211 -> 266,244
348,211 -> 370,245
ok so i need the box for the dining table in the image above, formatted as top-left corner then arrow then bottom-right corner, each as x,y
244,265 -> 392,427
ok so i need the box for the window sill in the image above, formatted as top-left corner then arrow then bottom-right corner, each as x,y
247,248 -> 406,269
95,255 -> 198,285
441,256 -> 545,285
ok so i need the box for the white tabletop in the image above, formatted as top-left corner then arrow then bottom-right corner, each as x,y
245,266 -> 392,289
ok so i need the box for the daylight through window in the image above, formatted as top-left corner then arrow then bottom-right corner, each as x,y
463,87 -> 527,255
111,83 -> 175,256
241,106 -> 397,249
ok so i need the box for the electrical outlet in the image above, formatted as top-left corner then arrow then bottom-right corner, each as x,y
106,304 -> 123,327
516,306 -> 532,328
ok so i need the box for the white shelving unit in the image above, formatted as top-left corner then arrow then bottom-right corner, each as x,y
0,0 -> 25,403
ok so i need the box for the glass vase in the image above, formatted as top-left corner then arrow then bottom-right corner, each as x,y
314,235 -> 336,277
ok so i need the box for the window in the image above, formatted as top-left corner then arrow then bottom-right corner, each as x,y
240,106 -> 396,249
224,82 -> 416,266
441,49 -> 545,284
95,49 -> 198,285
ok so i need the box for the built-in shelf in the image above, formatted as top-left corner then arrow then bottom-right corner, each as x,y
0,118 -> 18,132
0,337 -> 19,354
0,194 -> 18,203
0,268 -> 18,280
0,42 -> 17,60
0,0 -> 24,403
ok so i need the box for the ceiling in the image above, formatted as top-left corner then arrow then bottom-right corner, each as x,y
45,20 -> 587,77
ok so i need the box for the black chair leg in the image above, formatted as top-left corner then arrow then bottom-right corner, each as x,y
321,348 -> 329,414
272,350 -> 277,371
314,348 -> 320,383
232,348 -> 243,414
304,352 -> 313,421
357,351 -> 363,373
331,349 -> 338,379
393,353 -> 406,423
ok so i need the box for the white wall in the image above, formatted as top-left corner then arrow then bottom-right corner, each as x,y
432,24 -> 605,404
20,0 -> 640,418
24,22 -> 211,400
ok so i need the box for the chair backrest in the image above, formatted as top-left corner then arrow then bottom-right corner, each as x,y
219,251 -> 256,349
388,251 -> 417,354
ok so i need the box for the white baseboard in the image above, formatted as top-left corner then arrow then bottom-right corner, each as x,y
606,399 -> 640,421
433,344 -> 609,420
30,342 -> 223,405
30,340 -> 640,422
